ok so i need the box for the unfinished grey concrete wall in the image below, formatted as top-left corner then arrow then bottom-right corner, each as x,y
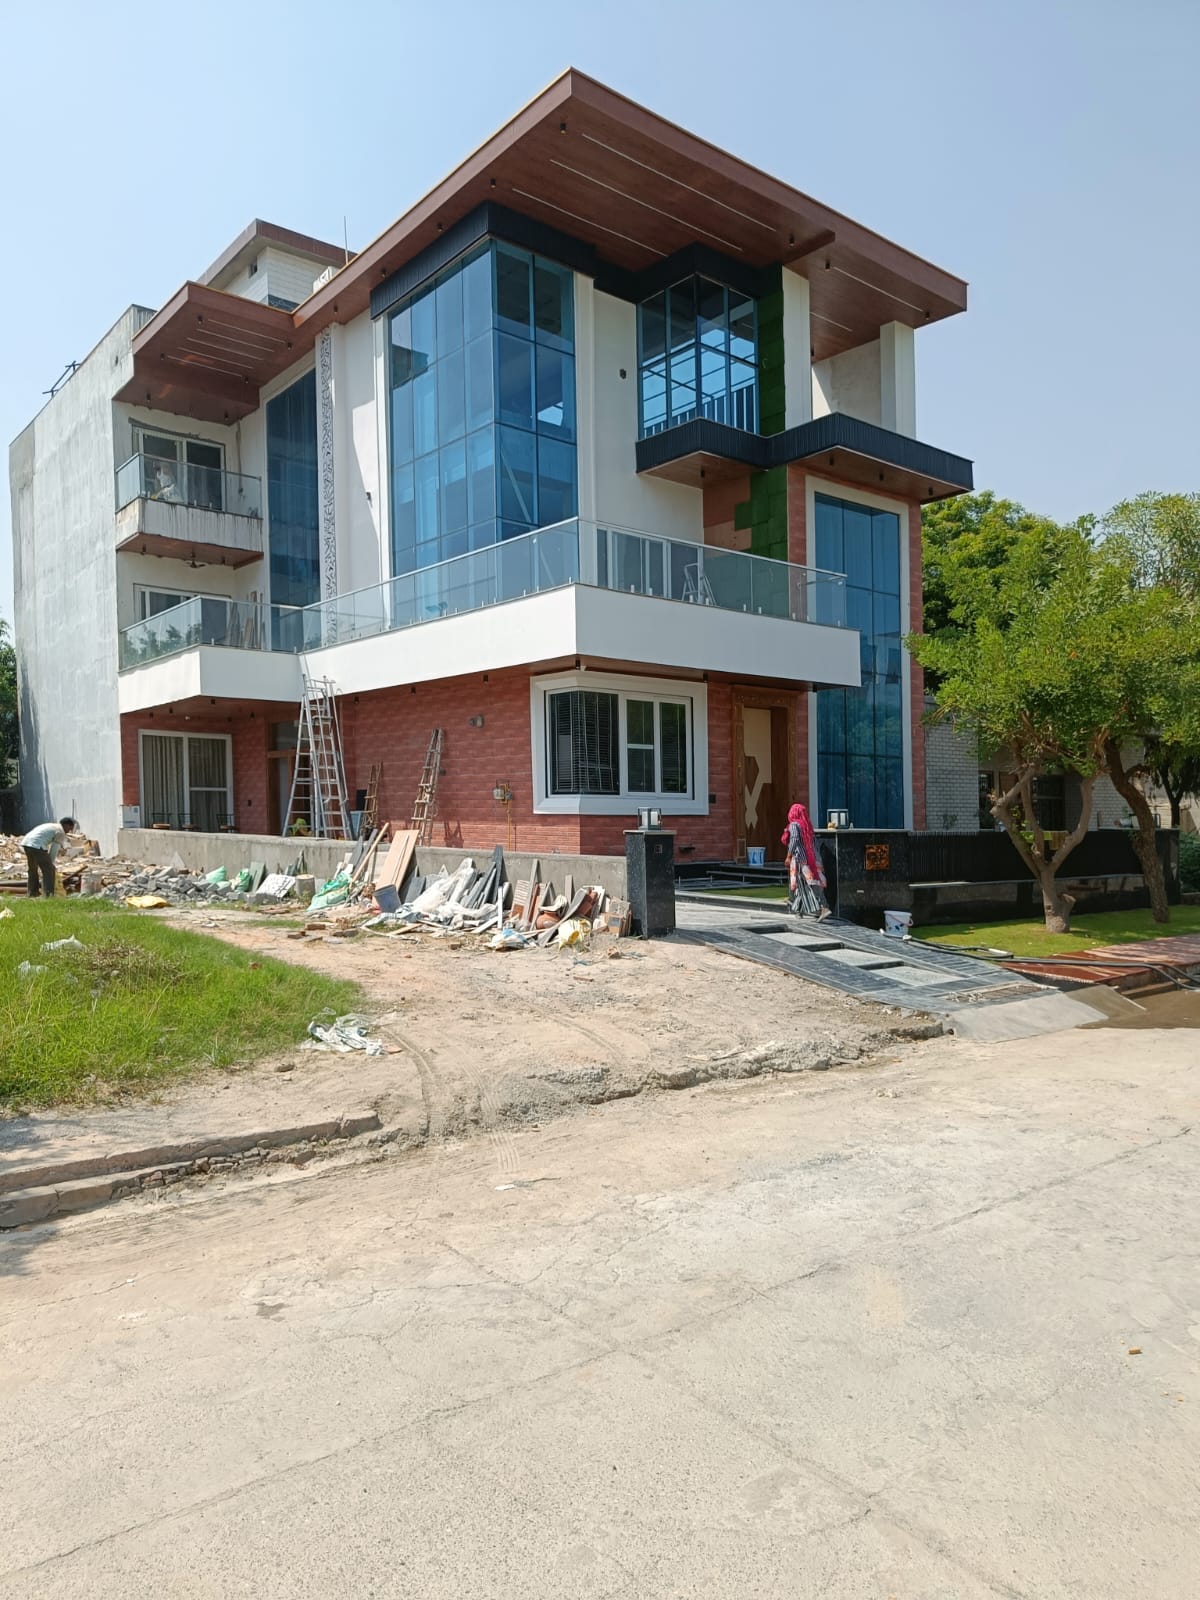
10,308 -> 153,853
116,830 -> 628,897
924,710 -> 980,832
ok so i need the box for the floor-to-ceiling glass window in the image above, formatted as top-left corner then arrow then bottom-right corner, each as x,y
637,276 -> 757,438
388,241 -> 576,577
814,494 -> 905,828
267,370 -> 319,615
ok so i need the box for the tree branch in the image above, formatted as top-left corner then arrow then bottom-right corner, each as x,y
1050,774 -> 1093,870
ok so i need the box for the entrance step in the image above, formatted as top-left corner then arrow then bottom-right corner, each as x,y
820,947 -> 906,971
763,931 -> 845,953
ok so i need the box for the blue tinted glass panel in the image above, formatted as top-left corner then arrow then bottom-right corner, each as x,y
729,293 -> 756,363
410,290 -> 435,367
440,439 -> 467,532
462,250 -> 492,343
465,335 -> 492,433
467,428 -> 495,525
814,495 -> 843,571
536,346 -> 575,439
437,346 -> 465,442
391,378 -> 413,467
414,454 -> 439,543
815,495 -> 906,828
873,511 -> 901,591
843,507 -> 873,586
534,259 -> 574,350
412,369 -> 436,457
267,369 -> 318,610
817,689 -> 845,754
637,277 -> 756,441
387,240 -> 575,573
848,757 -> 877,829
497,426 -> 536,525
495,244 -> 532,337
496,333 -> 534,430
537,437 -> 576,526
434,270 -> 463,355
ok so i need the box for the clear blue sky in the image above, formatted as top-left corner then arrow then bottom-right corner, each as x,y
3,0 -> 1197,627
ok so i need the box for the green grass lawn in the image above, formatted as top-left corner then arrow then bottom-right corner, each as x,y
918,905 -> 1200,959
0,900 -> 359,1110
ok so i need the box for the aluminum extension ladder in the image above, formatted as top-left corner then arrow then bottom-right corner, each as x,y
410,728 -> 444,845
285,675 -> 352,839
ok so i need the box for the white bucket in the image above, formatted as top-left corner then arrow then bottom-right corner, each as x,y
747,846 -> 766,867
883,909 -> 913,938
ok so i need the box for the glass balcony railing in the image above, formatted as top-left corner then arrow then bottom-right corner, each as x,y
117,521 -> 848,671
118,598 -> 303,670
115,454 -> 263,519
298,519 -> 847,650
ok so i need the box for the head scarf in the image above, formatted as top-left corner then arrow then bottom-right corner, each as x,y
781,802 -> 820,875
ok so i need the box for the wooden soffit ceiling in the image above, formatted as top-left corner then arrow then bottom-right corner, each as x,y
117,284 -> 300,423
294,70 -> 967,358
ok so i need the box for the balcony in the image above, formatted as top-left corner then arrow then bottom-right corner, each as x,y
116,519 -> 862,706
114,453 -> 264,568
635,411 -> 974,501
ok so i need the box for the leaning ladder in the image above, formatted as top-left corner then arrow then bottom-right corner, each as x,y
285,675 -> 352,839
410,729 -> 444,845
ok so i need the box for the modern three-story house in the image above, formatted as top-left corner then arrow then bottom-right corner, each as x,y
10,71 -> 972,859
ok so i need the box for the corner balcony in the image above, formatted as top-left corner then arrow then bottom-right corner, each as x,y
116,519 -> 861,709
114,453 -> 264,568
117,598 -> 303,713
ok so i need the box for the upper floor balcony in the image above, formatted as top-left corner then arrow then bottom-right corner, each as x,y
116,518 -> 861,711
114,452 -> 264,568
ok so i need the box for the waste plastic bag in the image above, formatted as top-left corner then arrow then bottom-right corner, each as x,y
125,894 -> 170,909
205,866 -> 228,885
303,1013 -> 385,1055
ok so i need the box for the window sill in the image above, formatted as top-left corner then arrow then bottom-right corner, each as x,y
533,793 -> 707,817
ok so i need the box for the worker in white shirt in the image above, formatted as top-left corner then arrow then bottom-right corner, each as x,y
20,817 -> 78,899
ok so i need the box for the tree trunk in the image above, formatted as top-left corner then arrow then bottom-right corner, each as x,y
991,768 -> 1094,933
1037,871 -> 1076,934
1104,741 -> 1169,924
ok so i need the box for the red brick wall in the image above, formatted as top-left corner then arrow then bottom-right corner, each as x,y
121,709 -> 272,831
785,464 -> 808,565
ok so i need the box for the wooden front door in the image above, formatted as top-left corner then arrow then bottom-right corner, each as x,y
733,689 -> 799,862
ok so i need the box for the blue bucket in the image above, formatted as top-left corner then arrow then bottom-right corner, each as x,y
374,883 -> 401,913
747,846 -> 766,867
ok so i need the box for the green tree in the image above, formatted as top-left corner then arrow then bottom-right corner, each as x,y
0,618 -> 17,787
1099,491 -> 1200,598
910,524 -> 1193,931
1144,742 -> 1200,830
921,491 -> 1083,644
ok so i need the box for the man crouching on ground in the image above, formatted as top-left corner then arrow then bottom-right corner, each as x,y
21,817 -> 78,898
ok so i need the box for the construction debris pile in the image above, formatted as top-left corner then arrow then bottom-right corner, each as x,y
294,829 -> 632,951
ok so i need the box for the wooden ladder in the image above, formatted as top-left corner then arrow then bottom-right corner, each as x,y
285,675 -> 352,839
410,729 -> 444,845
362,763 -> 382,835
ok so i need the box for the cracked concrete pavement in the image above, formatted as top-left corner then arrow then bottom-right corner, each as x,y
1,1024 -> 1197,1597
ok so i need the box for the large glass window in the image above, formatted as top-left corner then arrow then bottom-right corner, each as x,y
637,276 -> 757,438
267,370 -> 319,611
814,495 -> 904,828
140,731 -> 232,832
388,241 -> 576,574
545,684 -> 693,802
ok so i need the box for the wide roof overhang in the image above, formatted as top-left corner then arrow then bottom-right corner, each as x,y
120,70 -> 967,424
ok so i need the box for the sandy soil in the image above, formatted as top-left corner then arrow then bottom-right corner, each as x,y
176,910 -> 939,1147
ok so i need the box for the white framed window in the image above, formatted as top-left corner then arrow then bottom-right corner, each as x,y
134,585 -> 226,621
132,425 -> 225,511
138,730 -> 233,832
531,671 -> 708,815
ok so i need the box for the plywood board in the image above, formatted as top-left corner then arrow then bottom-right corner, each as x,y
376,827 -> 419,892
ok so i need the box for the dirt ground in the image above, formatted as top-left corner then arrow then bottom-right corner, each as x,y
177,909 -> 938,1145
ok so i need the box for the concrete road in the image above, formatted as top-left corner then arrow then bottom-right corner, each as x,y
2,1026 -> 1197,1598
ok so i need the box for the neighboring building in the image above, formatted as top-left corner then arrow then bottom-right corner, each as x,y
10,71 -> 972,858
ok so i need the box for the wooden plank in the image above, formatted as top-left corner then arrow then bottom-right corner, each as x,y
376,825 -> 418,891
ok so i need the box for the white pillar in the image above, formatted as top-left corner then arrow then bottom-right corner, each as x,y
781,268 -> 813,428
879,321 -> 916,436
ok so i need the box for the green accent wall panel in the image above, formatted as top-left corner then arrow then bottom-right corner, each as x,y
757,266 -> 786,436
